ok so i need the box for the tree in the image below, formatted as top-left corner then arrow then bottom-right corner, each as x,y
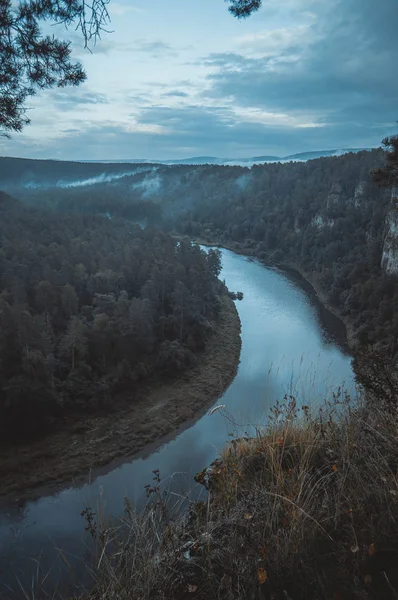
59,315 -> 87,371
62,283 -> 79,318
373,135 -> 398,189
0,0 -> 110,135
0,0 -> 259,136
226,0 -> 262,17
35,280 -> 56,323
207,248 -> 222,278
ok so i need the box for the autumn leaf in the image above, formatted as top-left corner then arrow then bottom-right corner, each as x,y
259,546 -> 267,561
187,584 -> 198,593
332,464 -> 338,472
257,568 -> 268,584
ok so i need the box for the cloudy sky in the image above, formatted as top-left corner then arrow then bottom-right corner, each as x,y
1,0 -> 397,160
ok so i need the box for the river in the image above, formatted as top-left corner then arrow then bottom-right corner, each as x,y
0,248 -> 356,597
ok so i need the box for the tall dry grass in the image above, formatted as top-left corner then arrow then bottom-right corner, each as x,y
82,392 -> 398,600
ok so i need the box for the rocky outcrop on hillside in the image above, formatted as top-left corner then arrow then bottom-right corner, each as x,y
326,182 -> 342,209
354,181 -> 366,207
381,187 -> 398,275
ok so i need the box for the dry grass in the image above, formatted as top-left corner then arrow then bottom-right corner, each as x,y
81,393 -> 398,600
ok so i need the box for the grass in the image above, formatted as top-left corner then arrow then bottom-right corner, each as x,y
79,390 -> 398,600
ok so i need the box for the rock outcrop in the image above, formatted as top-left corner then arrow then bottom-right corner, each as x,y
381,187 -> 398,275
311,215 -> 335,229
326,182 -> 342,209
353,181 -> 366,207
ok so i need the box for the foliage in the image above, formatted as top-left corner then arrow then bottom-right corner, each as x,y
372,135 -> 398,189
0,197 -> 224,439
81,394 -> 398,600
5,150 -> 398,352
166,149 -> 395,352
0,0 -> 259,135
226,0 -> 262,17
0,0 -> 110,135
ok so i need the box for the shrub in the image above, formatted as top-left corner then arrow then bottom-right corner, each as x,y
82,394 -> 398,600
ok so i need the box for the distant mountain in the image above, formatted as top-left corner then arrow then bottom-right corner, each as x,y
282,148 -> 367,161
162,156 -> 221,165
0,156 -> 156,187
248,155 -> 282,162
86,148 -> 370,166
0,148 -> 373,191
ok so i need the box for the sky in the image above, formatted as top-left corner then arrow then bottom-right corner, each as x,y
1,0 -> 398,161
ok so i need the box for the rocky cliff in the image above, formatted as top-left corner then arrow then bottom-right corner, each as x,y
381,186 -> 398,275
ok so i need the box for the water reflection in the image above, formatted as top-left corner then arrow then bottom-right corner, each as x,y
0,249 -> 356,596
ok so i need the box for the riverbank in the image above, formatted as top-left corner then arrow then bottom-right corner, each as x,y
0,294 -> 241,505
185,236 -> 355,350
83,395 -> 398,600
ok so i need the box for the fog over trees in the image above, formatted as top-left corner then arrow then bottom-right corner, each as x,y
5,148 -> 397,353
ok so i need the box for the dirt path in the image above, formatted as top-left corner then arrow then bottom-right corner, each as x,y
0,295 -> 241,505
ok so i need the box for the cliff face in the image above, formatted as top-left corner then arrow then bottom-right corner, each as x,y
381,187 -> 398,275
326,182 -> 342,209
354,181 -> 366,207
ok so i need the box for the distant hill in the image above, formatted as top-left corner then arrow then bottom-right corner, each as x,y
0,156 -> 157,187
0,190 -> 20,209
0,148 -> 373,190
282,149 -> 368,161
85,148 -> 370,166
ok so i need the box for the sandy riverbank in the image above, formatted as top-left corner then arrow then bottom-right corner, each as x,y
0,294 -> 241,505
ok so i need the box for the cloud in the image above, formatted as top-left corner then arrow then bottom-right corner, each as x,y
70,33 -> 176,58
133,40 -> 176,57
110,3 -> 147,17
52,90 -> 108,110
202,0 -> 398,141
3,0 -> 397,160
162,90 -> 189,98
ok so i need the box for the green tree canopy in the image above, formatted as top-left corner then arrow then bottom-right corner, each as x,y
373,135 -> 398,189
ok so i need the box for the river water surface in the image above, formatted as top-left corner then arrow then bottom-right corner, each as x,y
0,248 -> 356,596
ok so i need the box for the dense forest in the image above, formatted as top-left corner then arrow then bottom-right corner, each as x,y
0,192 -> 224,439
176,150 -> 398,351
5,149 -> 398,353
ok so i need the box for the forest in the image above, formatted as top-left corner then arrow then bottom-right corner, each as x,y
5,149 -> 398,354
0,191 -> 224,439
3,151 -> 398,600
175,150 -> 398,351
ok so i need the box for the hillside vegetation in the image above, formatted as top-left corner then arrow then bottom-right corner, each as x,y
5,149 -> 397,353
3,148 -> 398,598
81,391 -> 398,600
0,195 -> 226,440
